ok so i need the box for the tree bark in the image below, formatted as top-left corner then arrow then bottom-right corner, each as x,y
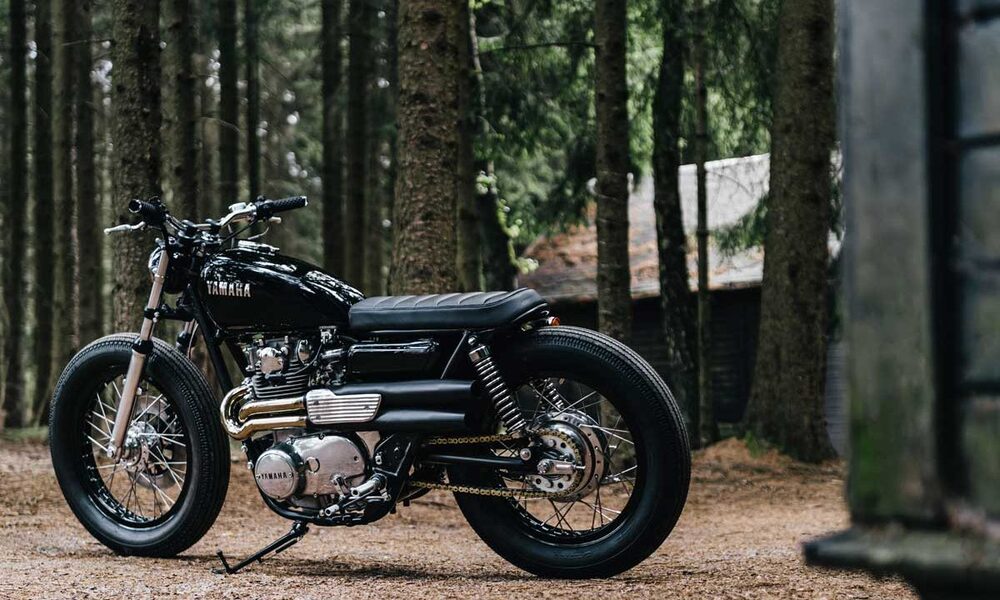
321,0 -> 345,275
363,0 -> 391,295
389,0 -> 461,294
217,0 -> 239,206
75,0 -> 102,346
693,0 -> 717,446
594,0 -> 631,342
747,0 -> 836,462
111,0 -> 161,330
3,0 -> 28,428
245,0 -> 260,202
32,0 -> 56,420
345,0 -> 371,288
53,0 -> 79,380
164,0 -> 199,218
455,0 -> 480,292
652,0 -> 698,444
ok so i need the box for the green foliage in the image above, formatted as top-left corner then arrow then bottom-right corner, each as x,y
478,0 -> 781,250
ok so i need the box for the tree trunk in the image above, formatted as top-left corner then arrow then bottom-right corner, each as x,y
345,0 -> 371,288
594,0 -> 631,343
363,0 -> 391,295
75,0 -> 102,347
468,11 -> 516,291
198,29 -> 217,219
321,0 -> 344,275
455,0 -> 480,292
390,0 -> 461,294
652,0 -> 698,444
2,0 -> 28,428
53,0 -> 79,382
747,0 -> 836,462
111,0 -> 161,331
245,0 -> 260,202
217,0 -> 239,206
693,0 -> 717,446
164,0 -> 199,218
32,0 -> 56,420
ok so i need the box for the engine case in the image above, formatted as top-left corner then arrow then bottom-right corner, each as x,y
253,433 -> 368,502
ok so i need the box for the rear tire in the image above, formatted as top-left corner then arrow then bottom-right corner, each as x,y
49,334 -> 230,557
452,326 -> 691,578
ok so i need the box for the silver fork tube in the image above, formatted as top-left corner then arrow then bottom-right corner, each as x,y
107,248 -> 170,458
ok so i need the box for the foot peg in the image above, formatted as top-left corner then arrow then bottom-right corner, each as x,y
213,520 -> 309,575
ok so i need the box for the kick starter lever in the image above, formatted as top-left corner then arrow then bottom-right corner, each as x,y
214,520 -> 309,575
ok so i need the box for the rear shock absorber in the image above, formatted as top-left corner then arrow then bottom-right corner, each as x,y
468,338 -> 527,433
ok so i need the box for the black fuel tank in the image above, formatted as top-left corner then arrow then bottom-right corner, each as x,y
200,242 -> 364,330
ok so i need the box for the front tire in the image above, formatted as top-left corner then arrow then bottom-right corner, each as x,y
452,326 -> 691,578
49,334 -> 230,557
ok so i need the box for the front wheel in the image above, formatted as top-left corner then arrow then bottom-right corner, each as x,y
49,334 -> 230,556
451,326 -> 691,578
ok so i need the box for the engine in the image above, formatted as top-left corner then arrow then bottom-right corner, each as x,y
241,332 -> 345,402
253,431 -> 371,509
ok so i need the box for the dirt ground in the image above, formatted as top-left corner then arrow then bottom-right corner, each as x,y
0,435 -> 917,599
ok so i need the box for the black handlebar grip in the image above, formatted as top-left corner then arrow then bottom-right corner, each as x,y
128,198 -> 166,226
256,196 -> 308,219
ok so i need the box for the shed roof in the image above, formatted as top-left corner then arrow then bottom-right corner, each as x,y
518,153 -> 771,303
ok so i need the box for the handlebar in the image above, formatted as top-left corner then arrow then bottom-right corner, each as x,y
255,196 -> 308,220
108,195 -> 309,242
128,198 -> 167,226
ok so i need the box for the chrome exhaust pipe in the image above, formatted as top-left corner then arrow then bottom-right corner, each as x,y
221,382 -> 307,440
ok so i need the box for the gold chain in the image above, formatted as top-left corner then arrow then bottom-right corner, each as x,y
410,429 -> 583,499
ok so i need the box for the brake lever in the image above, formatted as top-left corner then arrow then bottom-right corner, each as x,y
104,221 -> 146,235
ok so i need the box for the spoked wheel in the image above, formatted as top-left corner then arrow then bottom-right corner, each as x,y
50,335 -> 229,557
85,376 -> 190,525
498,377 -> 638,541
451,327 -> 690,578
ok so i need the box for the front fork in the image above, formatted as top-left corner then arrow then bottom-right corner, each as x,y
106,249 -> 171,459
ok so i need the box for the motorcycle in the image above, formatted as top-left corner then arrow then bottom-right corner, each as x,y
48,196 -> 691,578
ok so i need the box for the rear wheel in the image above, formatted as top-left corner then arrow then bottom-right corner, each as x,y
451,326 -> 690,578
49,334 -> 230,557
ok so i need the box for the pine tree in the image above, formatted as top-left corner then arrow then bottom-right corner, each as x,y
245,0 -> 260,202
164,0 -> 200,217
652,0 -> 698,442
53,0 -> 79,381
111,0 -> 161,329
747,0 -> 836,462
2,0 -> 29,427
75,0 -> 102,346
344,0 -> 371,287
32,0 -> 56,420
693,0 -> 717,445
217,0 -> 238,206
594,0 -> 631,342
390,0 -> 461,294
321,0 -> 345,275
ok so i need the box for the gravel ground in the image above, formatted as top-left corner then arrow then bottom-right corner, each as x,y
0,436 -> 916,599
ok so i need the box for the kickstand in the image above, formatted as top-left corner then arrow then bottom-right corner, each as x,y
214,521 -> 310,575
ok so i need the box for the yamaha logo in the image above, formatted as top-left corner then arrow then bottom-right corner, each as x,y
256,471 -> 293,481
207,279 -> 252,298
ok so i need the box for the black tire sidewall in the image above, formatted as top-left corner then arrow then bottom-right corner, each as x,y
49,335 -> 229,556
452,326 -> 691,578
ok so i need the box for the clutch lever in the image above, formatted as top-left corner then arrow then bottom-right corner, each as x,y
104,221 -> 146,235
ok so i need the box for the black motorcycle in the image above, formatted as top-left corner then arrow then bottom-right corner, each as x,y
49,196 -> 690,578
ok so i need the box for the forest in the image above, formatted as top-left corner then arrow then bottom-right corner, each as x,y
0,0 -> 836,461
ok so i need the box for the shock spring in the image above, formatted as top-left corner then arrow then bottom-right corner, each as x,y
468,340 -> 527,433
